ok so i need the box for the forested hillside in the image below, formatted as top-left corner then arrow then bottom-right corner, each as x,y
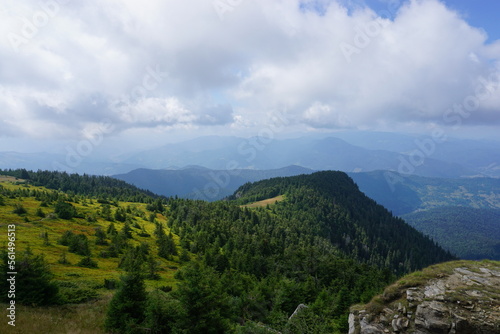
0,170 -> 454,333
226,171 -> 454,272
0,169 -> 159,202
403,207 -> 500,260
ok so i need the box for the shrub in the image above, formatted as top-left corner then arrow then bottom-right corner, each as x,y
104,278 -> 118,290
77,256 -> 98,268
35,207 -> 46,218
54,201 -> 77,219
13,203 -> 27,215
59,286 -> 98,304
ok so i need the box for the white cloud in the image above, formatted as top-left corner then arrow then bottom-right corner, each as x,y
0,0 -> 499,143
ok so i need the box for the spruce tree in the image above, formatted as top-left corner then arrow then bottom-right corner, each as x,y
0,248 -> 59,305
175,262 -> 230,333
105,272 -> 147,333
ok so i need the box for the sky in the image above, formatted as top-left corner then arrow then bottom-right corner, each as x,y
1,0 -> 500,153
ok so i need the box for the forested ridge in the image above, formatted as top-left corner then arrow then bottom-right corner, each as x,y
0,169 -> 454,333
0,168 -> 160,202
226,171 -> 454,272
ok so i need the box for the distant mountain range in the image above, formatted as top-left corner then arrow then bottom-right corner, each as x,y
2,132 -> 499,178
0,151 -> 142,175
120,135 -> 479,178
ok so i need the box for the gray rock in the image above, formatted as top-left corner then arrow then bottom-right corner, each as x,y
415,301 -> 451,333
349,261 -> 500,334
360,325 -> 384,334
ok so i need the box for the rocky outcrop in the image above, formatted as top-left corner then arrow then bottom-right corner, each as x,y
349,261 -> 500,334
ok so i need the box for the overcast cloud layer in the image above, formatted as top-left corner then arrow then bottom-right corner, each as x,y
1,0 -> 500,144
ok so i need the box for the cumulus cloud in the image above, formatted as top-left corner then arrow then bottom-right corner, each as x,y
0,0 -> 499,141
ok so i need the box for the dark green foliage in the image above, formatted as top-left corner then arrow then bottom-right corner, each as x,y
162,171 -> 454,331
12,203 -> 27,215
59,284 -> 98,304
77,256 -> 98,268
95,227 -> 108,245
58,231 -> 91,256
228,171 -> 453,273
0,168 -> 460,332
155,223 -> 177,259
0,195 -> 4,205
174,262 -> 231,334
179,248 -> 191,262
120,221 -> 133,239
54,201 -> 77,219
101,204 -> 113,221
107,222 -> 118,236
119,244 -> 149,273
146,253 -> 160,280
102,233 -> 129,258
146,198 -> 166,213
403,206 -> 500,260
0,249 -> 59,306
20,169 -> 30,180
105,273 -> 147,334
144,290 -> 186,334
86,212 -> 97,222
0,169 -> 160,203
35,207 -> 45,218
104,278 -> 118,290
114,206 -> 127,222
158,285 -> 173,293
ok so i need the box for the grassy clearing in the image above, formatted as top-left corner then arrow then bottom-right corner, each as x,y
242,195 -> 285,208
0,175 -> 23,183
0,294 -> 112,333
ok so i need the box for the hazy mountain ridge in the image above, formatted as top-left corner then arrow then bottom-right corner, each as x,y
3,132 -> 497,178
122,134 -> 480,177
